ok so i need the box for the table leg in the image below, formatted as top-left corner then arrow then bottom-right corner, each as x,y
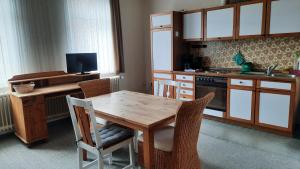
143,129 -> 154,169
83,150 -> 87,161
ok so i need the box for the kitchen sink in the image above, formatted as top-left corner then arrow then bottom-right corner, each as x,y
240,72 -> 296,78
271,73 -> 296,78
240,72 -> 266,75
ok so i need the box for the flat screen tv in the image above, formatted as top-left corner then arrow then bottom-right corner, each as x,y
66,53 -> 97,74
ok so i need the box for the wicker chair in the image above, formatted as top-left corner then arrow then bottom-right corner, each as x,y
138,92 -> 215,169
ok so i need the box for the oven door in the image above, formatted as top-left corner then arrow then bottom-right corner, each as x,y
195,84 -> 227,112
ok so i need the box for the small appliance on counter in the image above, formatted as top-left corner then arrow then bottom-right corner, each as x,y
182,54 -> 203,72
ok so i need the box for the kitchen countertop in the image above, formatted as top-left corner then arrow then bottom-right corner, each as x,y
172,71 -> 299,82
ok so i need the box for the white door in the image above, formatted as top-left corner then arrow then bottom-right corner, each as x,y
183,12 -> 202,40
238,2 -> 264,36
152,30 -> 172,71
151,14 -> 172,29
258,92 -> 290,128
206,7 -> 234,39
269,0 -> 300,34
229,89 -> 253,121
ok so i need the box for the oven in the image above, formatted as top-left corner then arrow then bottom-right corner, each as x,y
195,76 -> 227,112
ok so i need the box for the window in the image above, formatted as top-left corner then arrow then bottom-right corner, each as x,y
0,0 -> 117,89
65,0 -> 117,75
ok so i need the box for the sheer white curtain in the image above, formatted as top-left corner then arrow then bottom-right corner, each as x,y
64,0 -> 116,75
0,0 -> 116,89
0,0 -> 57,88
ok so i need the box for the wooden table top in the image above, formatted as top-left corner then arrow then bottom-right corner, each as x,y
89,90 -> 182,129
10,83 -> 80,98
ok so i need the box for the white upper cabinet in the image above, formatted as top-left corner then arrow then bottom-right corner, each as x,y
238,1 -> 265,37
206,6 -> 235,40
151,14 -> 172,29
269,0 -> 300,35
183,12 -> 202,40
152,30 -> 172,71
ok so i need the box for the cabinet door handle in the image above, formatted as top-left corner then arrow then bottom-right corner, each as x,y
182,84 -> 186,87
239,81 -> 243,84
183,76 -> 186,79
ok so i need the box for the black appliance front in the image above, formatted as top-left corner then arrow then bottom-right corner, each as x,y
195,76 -> 227,112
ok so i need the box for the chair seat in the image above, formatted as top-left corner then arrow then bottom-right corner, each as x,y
92,124 -> 134,148
95,117 -> 108,126
138,126 -> 174,152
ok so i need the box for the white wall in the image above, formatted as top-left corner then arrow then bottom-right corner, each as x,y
119,0 -> 148,92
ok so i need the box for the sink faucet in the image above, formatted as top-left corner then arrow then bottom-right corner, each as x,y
266,64 -> 278,76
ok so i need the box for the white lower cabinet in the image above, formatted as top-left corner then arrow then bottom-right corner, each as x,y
229,89 -> 253,122
257,92 -> 290,129
204,109 -> 224,118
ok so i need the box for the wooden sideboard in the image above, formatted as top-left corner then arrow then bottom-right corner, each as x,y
8,71 -> 100,144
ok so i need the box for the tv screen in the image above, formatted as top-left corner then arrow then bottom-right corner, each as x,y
66,53 -> 98,74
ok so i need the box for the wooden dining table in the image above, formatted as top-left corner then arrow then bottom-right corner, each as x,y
88,90 -> 182,169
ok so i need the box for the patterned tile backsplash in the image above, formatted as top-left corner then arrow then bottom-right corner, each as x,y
191,37 -> 300,70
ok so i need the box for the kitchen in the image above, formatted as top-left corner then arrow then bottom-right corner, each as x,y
151,0 -> 300,137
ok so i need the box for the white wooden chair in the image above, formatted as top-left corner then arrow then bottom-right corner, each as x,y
66,95 -> 135,169
135,80 -> 182,155
154,80 -> 182,100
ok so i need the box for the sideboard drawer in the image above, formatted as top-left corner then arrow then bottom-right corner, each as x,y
180,82 -> 194,89
180,89 -> 193,96
175,75 -> 194,81
259,81 -> 291,91
231,79 -> 253,87
153,73 -> 172,79
179,94 -> 193,101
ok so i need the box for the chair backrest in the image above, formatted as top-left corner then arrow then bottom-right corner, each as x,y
66,95 -> 103,149
172,92 -> 215,169
78,79 -> 111,98
154,80 -> 181,99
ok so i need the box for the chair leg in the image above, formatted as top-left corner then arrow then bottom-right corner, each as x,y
134,130 -> 139,153
97,152 -> 104,169
77,147 -> 83,169
129,140 -> 135,168
108,153 -> 113,165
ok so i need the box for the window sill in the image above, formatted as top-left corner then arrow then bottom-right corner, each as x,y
0,87 -> 9,96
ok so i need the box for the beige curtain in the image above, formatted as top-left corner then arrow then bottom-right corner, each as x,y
110,0 -> 124,73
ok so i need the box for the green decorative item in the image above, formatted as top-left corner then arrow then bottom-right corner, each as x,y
232,51 -> 246,66
232,51 -> 252,72
241,62 -> 252,72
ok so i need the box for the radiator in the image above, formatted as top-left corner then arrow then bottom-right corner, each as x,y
46,96 -> 70,122
46,76 -> 120,121
0,94 -> 13,134
110,76 -> 120,92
